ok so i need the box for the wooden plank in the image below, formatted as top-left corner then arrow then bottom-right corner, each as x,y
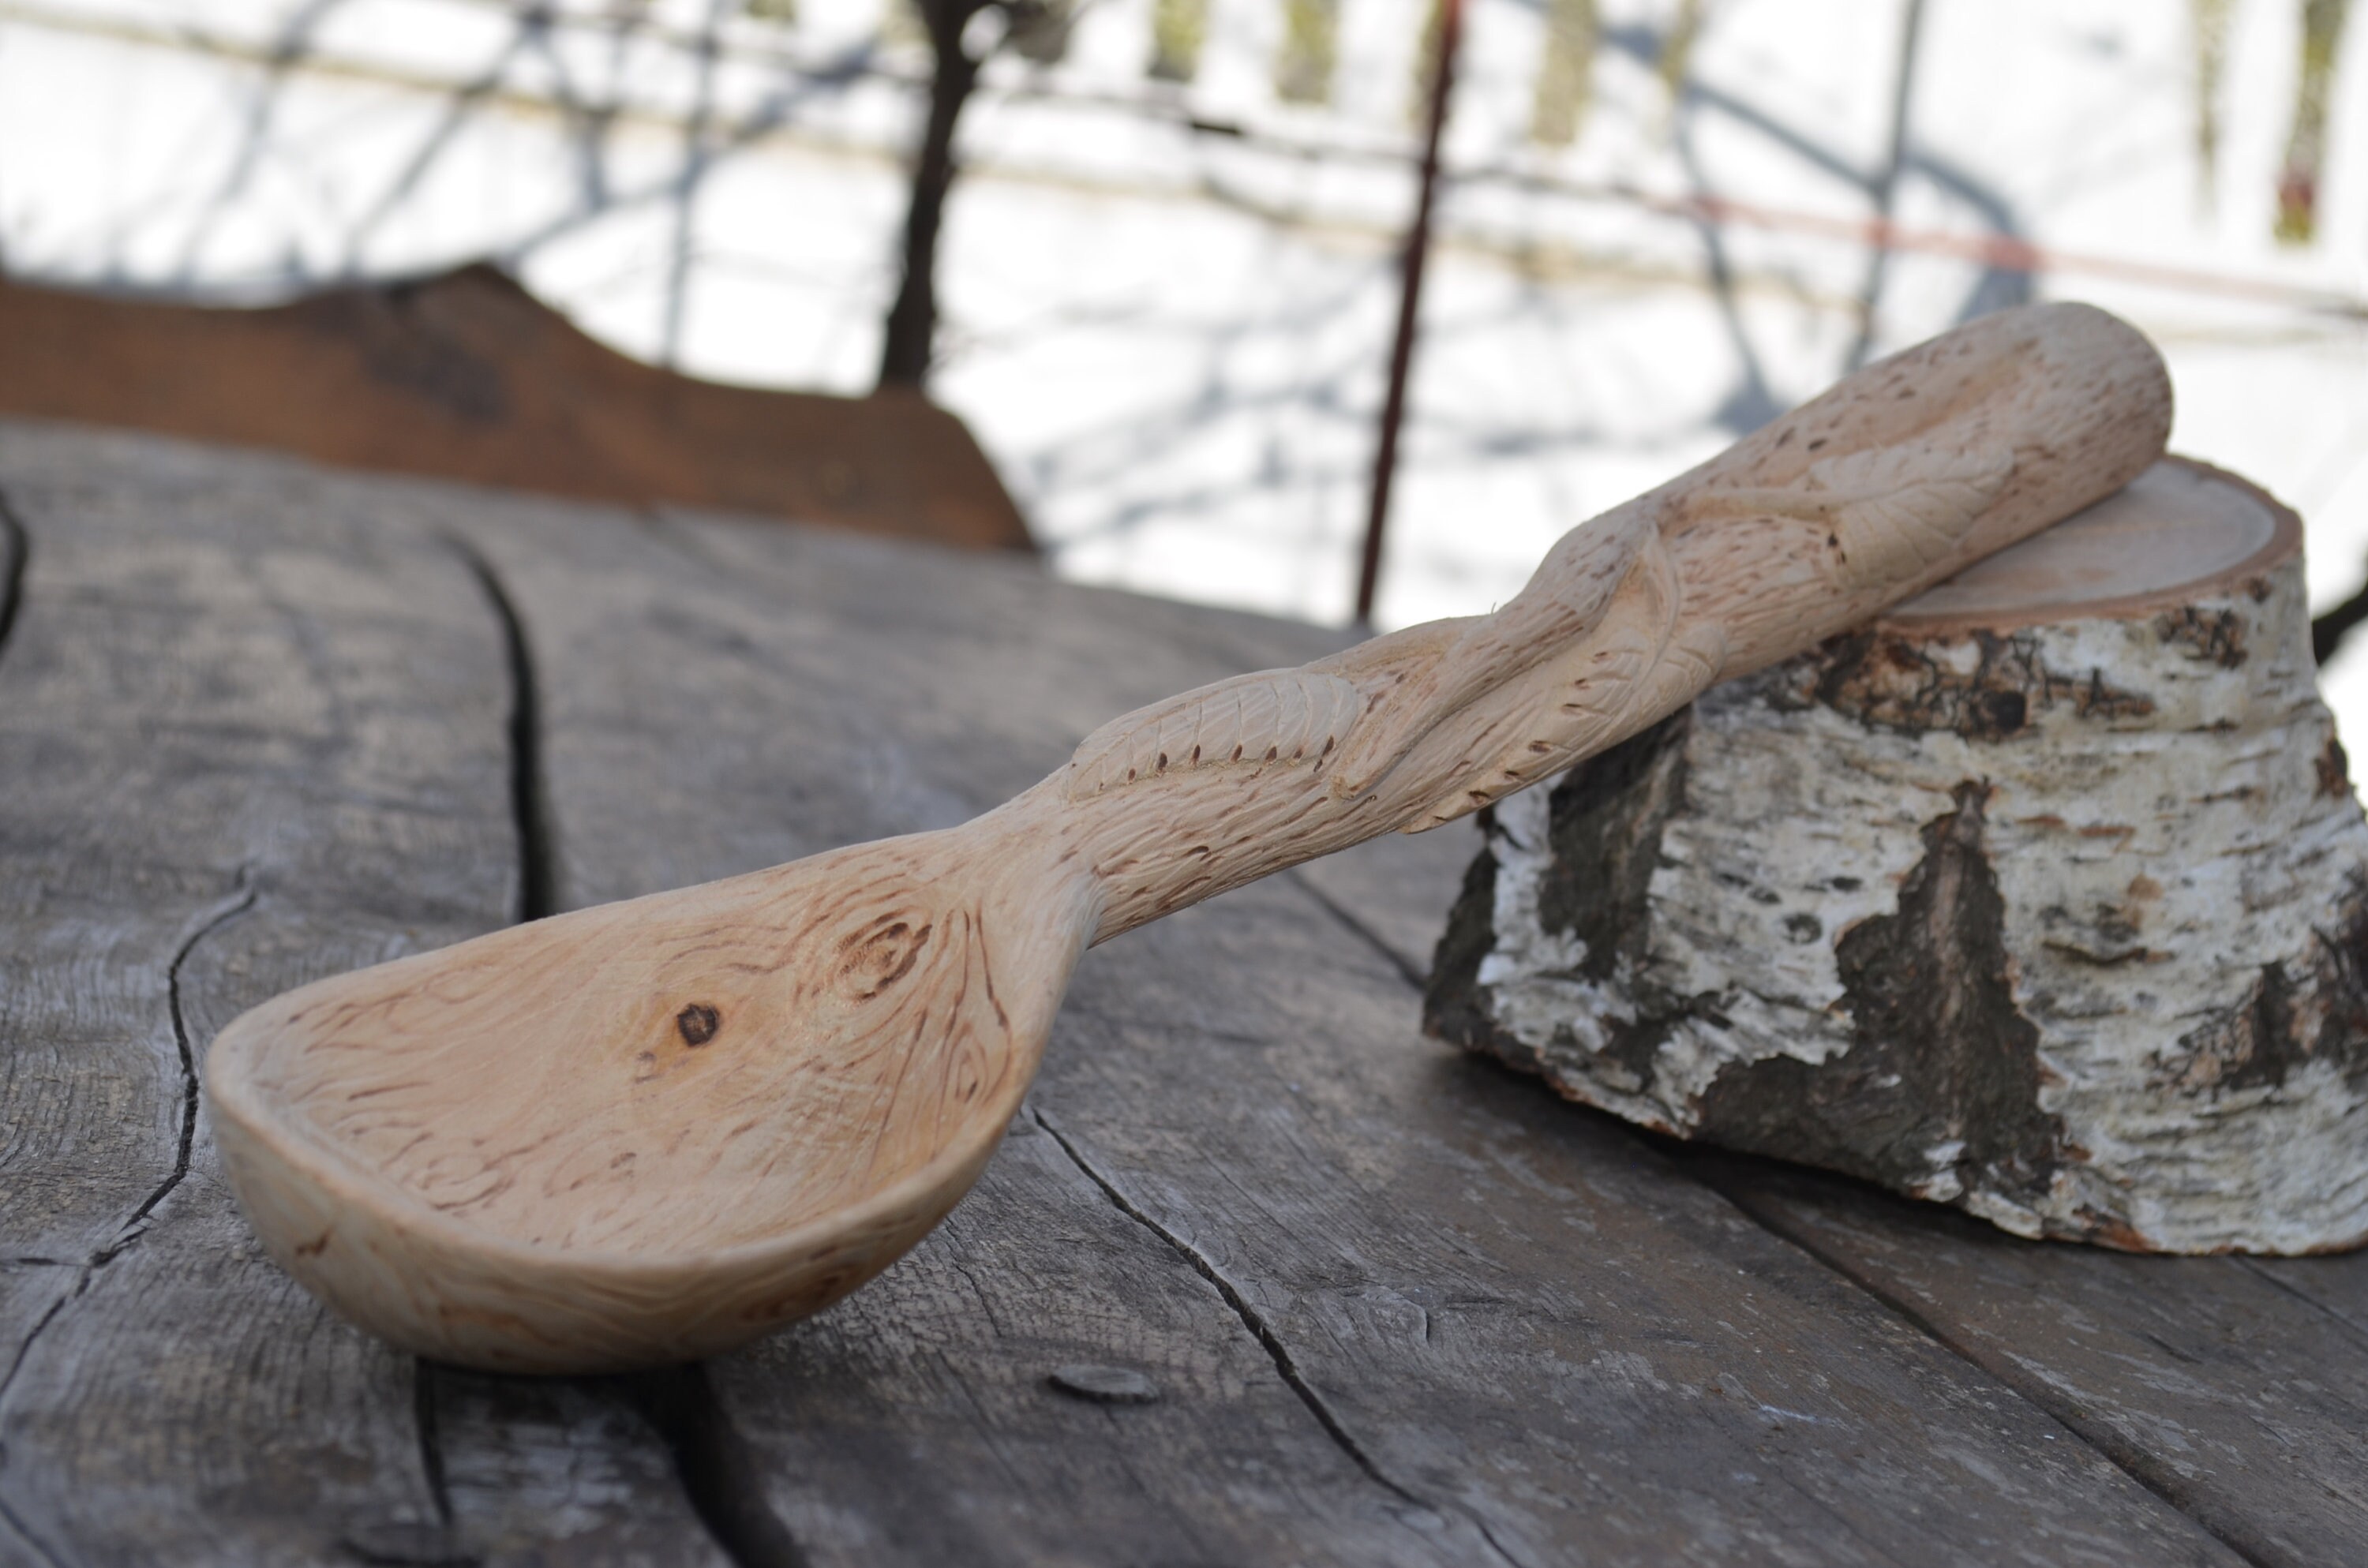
1034,877 -> 2248,1565
2250,1251 -> 2368,1343
730,1106 -> 1484,1564
1702,1151 -> 2368,1568
427,1368 -> 738,1567
470,497 -> 2249,1564
0,428 -> 463,1566
0,424 -> 722,1566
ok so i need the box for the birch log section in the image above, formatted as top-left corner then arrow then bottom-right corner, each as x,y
1429,458 -> 2368,1255
207,302 -> 2174,1372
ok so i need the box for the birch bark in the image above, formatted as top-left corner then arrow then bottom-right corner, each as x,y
1429,459 -> 2368,1253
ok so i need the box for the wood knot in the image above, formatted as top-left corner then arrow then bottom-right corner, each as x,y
834,919 -> 931,1000
675,1003 -> 721,1046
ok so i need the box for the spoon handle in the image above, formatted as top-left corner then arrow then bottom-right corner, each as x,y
1046,302 -> 2173,944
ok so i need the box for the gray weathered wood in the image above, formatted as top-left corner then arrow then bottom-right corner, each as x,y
0,423 -> 721,1566
730,1111 -> 1488,1564
462,495 -> 2250,1565
1291,825 -> 1482,986
1703,1153 -> 2368,1568
13,417 -> 2363,1565
427,1368 -> 736,1567
1036,880 -> 2246,1566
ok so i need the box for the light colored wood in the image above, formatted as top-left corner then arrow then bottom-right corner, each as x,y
1432,457 -> 2368,1254
205,301 -> 2175,1372
1881,457 -> 2296,631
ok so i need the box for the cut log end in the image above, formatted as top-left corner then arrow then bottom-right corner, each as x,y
1882,456 -> 2299,633
1427,458 -> 2368,1255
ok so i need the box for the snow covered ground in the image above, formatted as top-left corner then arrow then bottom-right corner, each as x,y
6,0 -> 2367,735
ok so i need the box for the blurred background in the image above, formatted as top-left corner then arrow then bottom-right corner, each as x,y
2,0 -> 2365,726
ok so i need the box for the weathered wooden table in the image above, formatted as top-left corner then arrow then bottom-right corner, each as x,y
5,419 -> 2366,1567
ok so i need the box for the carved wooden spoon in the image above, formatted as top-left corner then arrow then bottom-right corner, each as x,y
208,302 -> 2172,1372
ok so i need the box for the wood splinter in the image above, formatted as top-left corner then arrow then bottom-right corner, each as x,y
205,302 -> 2172,1372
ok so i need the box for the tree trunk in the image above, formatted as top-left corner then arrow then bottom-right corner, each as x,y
879,4 -> 982,390
1428,458 -> 2368,1254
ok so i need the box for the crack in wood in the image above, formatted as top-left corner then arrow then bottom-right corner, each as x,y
111,879 -> 257,1251
0,1292 -> 77,1568
626,1365 -> 811,1568
1029,1106 -> 1530,1568
384,1367 -> 478,1567
0,486 -> 26,667
1321,788 -> 2273,1556
1695,1177 -> 2282,1568
0,873 -> 259,1562
0,488 -> 267,1553
441,536 -> 797,1568
0,1291 -> 73,1446
1295,848 -> 2139,1564
1283,867 -> 1429,992
445,536 -> 554,923
413,1364 -> 456,1538
2230,1256 -> 2368,1351
0,1482 -> 65,1568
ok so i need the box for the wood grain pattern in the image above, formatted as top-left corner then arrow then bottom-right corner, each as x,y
473,485 -> 2241,1565
204,301 -> 2177,1372
1067,667 -> 1366,801
0,424 -> 723,1566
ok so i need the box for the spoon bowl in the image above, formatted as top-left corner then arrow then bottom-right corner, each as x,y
209,810 -> 1099,1371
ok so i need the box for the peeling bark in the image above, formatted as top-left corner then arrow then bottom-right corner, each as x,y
1781,627 -> 2154,740
1693,783 -> 2066,1207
